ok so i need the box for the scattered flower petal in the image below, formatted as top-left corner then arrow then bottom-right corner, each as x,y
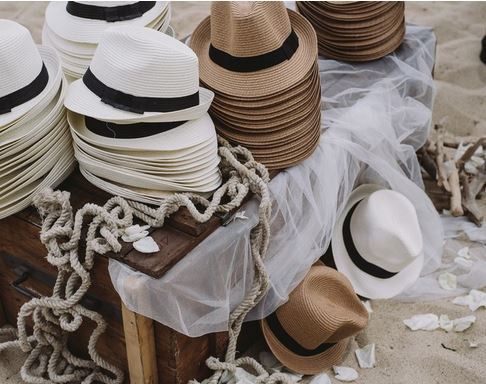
122,230 -> 149,243
234,367 -> 258,384
453,290 -> 486,311
439,314 -> 454,332
454,257 -> 473,269
133,236 -> 159,253
282,372 -> 302,382
470,156 -> 485,166
457,247 -> 471,259
453,315 -> 476,332
333,366 -> 358,382
464,161 -> 478,174
309,373 -> 332,384
438,272 -> 457,290
355,343 -> 376,368
124,224 -> 150,237
234,210 -> 249,221
403,314 -> 439,331
469,340 -> 480,348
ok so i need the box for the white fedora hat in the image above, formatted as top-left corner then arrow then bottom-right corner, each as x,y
64,26 -> 214,122
331,184 -> 424,299
0,20 -> 62,127
45,1 -> 170,44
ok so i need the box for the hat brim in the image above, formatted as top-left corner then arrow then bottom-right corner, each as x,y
44,1 -> 170,44
190,9 -> 318,98
261,318 -> 349,375
331,184 -> 424,299
67,111 -> 217,152
0,46 -> 62,127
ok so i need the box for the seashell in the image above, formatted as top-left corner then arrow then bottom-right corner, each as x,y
333,366 -> 358,382
133,236 -> 160,253
122,230 -> 149,243
438,272 -> 457,291
453,315 -> 476,332
403,314 -> 439,331
309,373 -> 332,384
439,314 -> 453,332
355,343 -> 376,368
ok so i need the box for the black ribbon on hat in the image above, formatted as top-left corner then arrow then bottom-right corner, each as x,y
342,201 -> 398,279
66,1 -> 156,22
266,312 -> 337,357
209,29 -> 299,73
82,68 -> 200,115
0,63 -> 49,115
85,116 -> 186,139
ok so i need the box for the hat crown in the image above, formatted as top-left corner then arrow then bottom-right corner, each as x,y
350,190 -> 423,273
277,266 -> 368,350
89,26 -> 199,98
0,20 -> 43,98
210,1 -> 292,57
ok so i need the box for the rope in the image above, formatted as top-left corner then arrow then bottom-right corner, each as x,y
0,137 -> 285,384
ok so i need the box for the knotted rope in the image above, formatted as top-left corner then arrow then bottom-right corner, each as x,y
0,137 -> 287,384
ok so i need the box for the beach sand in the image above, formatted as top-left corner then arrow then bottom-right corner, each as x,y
0,2 -> 485,383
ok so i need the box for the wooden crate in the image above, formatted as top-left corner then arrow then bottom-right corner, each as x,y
0,169 -> 258,384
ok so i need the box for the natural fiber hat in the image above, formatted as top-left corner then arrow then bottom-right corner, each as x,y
190,2 -> 318,98
331,184 -> 424,299
261,265 -> 368,374
45,1 -> 170,44
0,20 -> 62,127
64,26 -> 214,122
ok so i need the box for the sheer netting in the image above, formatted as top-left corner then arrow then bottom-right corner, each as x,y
108,25 -> 456,337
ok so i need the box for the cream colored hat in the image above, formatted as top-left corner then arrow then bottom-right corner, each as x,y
331,184 -> 424,299
64,26 -> 214,122
0,19 -> 62,127
261,264 -> 368,374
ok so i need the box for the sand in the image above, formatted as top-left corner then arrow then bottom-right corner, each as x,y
0,2 -> 485,384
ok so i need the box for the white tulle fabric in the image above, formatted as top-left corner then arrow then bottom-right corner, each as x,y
108,25 -> 447,337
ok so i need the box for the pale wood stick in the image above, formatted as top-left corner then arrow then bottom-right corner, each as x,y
461,173 -> 484,226
446,152 -> 463,216
436,126 -> 451,192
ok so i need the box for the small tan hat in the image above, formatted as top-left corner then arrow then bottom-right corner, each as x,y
261,264 -> 368,374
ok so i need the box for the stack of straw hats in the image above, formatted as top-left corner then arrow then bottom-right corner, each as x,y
190,2 -> 321,170
64,26 -> 221,204
0,20 -> 74,219
296,1 -> 405,61
42,1 -> 173,81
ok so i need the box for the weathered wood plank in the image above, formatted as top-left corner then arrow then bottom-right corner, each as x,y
121,303 -> 159,384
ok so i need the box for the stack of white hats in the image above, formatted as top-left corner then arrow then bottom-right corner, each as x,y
42,1 -> 173,81
64,26 -> 222,204
0,20 -> 74,219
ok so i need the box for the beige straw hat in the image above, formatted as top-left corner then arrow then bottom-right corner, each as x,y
261,264 -> 368,374
190,2 -> 318,98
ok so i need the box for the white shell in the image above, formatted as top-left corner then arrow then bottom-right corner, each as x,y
122,230 -> 149,243
403,314 -> 439,331
439,314 -> 453,332
333,366 -> 358,382
453,289 -> 486,311
355,343 -> 376,368
438,272 -> 457,291
133,236 -> 160,253
309,373 -> 332,384
453,315 -> 476,332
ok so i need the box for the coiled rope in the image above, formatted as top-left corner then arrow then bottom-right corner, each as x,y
0,137 -> 291,384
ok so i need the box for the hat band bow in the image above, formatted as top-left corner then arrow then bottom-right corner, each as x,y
0,63 -> 49,115
208,29 -> 299,73
82,68 -> 200,115
66,1 -> 156,22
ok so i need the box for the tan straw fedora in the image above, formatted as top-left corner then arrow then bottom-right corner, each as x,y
261,264 -> 368,374
190,2 -> 318,98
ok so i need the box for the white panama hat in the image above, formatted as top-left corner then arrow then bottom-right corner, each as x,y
331,184 -> 424,299
64,26 -> 214,122
0,19 -> 62,127
44,1 -> 170,44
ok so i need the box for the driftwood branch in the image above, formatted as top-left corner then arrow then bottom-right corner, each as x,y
417,143 -> 437,179
457,137 -> 486,172
461,173 -> 484,225
446,153 -> 463,216
435,125 -> 451,192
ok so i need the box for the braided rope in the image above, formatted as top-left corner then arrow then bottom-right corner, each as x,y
0,137 -> 287,384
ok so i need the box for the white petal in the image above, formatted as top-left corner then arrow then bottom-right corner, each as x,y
122,230 -> 149,243
457,247 -> 471,259
438,272 -> 457,291
309,373 -> 332,384
333,366 -> 358,382
464,161 -> 478,174
282,372 -> 302,382
133,236 -> 160,253
234,367 -> 257,384
355,343 -> 376,368
439,314 -> 453,332
454,257 -> 473,269
453,315 -> 476,332
453,290 -> 486,311
470,156 -> 485,166
469,340 -> 480,348
124,224 -> 150,236
403,314 -> 439,331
